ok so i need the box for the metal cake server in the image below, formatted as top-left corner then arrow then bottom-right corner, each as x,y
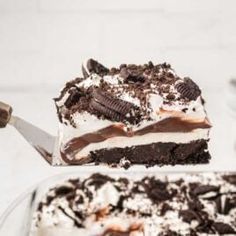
0,101 -> 56,164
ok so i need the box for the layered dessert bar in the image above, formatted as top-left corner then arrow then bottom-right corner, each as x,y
30,173 -> 236,235
54,59 -> 211,167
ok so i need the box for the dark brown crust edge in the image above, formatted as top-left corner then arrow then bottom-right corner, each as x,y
90,139 -> 211,168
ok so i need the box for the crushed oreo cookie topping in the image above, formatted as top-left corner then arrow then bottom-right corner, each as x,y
55,59 -> 203,126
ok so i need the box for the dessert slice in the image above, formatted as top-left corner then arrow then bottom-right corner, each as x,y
30,173 -> 236,235
54,59 -> 211,167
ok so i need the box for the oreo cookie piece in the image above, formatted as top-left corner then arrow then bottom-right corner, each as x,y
215,195 -> 236,215
120,67 -> 146,83
55,185 -> 75,196
176,77 -> 201,101
84,173 -> 115,190
145,178 -> 176,203
223,175 -> 236,185
119,67 -> 129,80
158,230 -> 180,236
82,59 -> 109,78
179,209 -> 201,224
64,88 -> 83,108
92,89 -> 135,115
89,99 -> 123,122
212,222 -> 236,234
160,203 -> 173,216
192,185 -> 220,196
102,230 -> 131,236
82,65 -> 89,78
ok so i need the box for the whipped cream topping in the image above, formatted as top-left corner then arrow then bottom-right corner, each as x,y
56,72 -> 207,128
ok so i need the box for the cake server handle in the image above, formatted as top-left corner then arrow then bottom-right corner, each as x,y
0,101 -> 55,164
0,101 -> 12,128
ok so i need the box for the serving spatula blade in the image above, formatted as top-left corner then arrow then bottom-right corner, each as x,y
0,101 -> 56,164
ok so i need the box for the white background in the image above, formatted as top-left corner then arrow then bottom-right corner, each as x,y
0,0 -> 236,217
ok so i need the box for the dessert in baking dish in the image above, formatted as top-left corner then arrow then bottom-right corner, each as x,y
31,173 -> 236,235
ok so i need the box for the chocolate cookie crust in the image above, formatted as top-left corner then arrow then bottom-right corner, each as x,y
90,139 -> 210,168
